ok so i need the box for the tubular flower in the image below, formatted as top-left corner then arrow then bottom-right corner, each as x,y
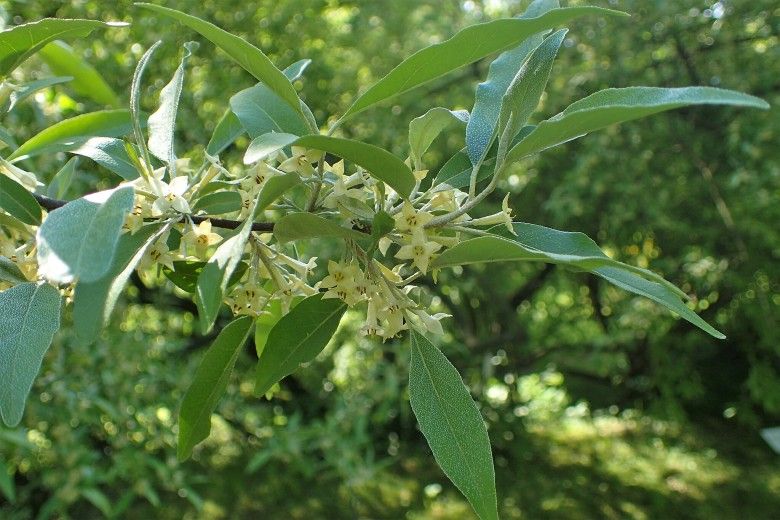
150,176 -> 191,216
279,146 -> 323,177
394,202 -> 434,238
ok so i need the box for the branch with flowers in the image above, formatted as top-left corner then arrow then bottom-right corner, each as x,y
0,2 -> 769,518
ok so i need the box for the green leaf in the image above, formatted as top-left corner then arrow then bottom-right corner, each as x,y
8,109 -> 135,161
4,76 -> 72,113
0,18 -> 127,78
178,315 -> 254,461
0,456 -> 15,503
47,157 -> 78,199
293,135 -> 415,198
244,132 -> 299,165
505,86 -> 770,165
195,190 -> 263,333
466,0 -> 558,165
409,330 -> 498,520
340,6 -> 626,121
409,107 -> 468,170
137,3 -> 301,114
0,257 -> 27,285
0,174 -> 42,225
0,282 -> 61,427
433,147 -> 495,189
72,224 -> 167,344
193,191 -> 242,215
38,41 -> 119,106
496,28 -> 567,163
81,488 -> 112,517
68,137 -> 139,180
432,223 -> 724,338
230,84 -> 311,138
254,298 -> 286,358
147,42 -> 197,174
163,260 -> 247,294
255,172 -> 300,213
371,210 -> 395,240
273,212 -> 366,244
255,294 -> 346,396
206,109 -> 244,156
36,185 -> 134,284
0,125 -> 18,150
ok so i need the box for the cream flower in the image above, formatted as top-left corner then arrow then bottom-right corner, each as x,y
395,233 -> 441,274
150,176 -> 191,216
181,220 -> 222,258
394,202 -> 434,238
279,146 -> 323,177
467,193 -> 516,235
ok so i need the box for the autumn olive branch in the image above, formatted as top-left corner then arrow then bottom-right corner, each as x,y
32,193 -> 276,232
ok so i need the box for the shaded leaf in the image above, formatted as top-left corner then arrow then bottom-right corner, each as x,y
255,172 -> 300,213
206,109 -> 244,156
409,107 -> 468,170
72,224 -> 167,344
273,212 -> 366,244
68,137 -> 139,180
244,132 -> 299,165
230,84 -> 310,138
163,260 -> 247,294
46,157 -> 78,199
409,330 -> 498,520
0,257 -> 27,285
432,223 -> 724,338
178,316 -> 254,460
0,174 -> 42,225
255,294 -> 346,396
0,282 -> 61,427
36,186 -> 134,284
193,191 -> 242,215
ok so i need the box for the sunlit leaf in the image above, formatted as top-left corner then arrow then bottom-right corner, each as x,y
230,84 -> 310,138
293,135 -> 415,198
147,42 -> 197,175
39,40 -> 119,106
340,7 -> 626,120
244,132 -> 299,165
137,3 -> 301,113
178,316 -> 254,461
9,109 -> 135,161
68,137 -> 139,180
0,18 -> 126,77
255,294 -> 346,396
37,185 -> 134,284
466,0 -> 558,165
46,157 -> 78,199
409,330 -> 498,520
0,282 -> 61,427
4,76 -> 72,113
504,86 -> 770,166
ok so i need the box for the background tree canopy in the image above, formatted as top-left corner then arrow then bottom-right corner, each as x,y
0,0 -> 777,518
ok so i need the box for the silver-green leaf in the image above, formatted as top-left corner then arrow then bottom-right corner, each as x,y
0,282 -> 61,427
340,6 -> 626,121
147,42 -> 197,175
37,185 -> 134,284
505,86 -> 770,165
409,107 -> 468,170
409,330 -> 498,520
273,213 -> 366,244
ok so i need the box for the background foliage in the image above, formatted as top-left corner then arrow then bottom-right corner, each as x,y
0,0 -> 777,518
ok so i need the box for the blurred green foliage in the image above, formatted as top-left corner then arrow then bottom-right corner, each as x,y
0,0 -> 778,518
